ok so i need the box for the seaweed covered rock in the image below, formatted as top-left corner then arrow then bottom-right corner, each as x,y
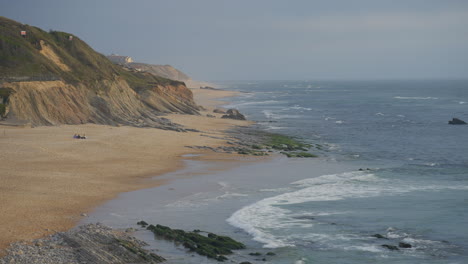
146,224 -> 245,262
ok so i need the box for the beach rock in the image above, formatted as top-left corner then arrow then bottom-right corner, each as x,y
137,220 -> 148,227
381,244 -> 399,251
372,234 -> 388,239
213,108 -> 226,114
398,242 -> 412,248
0,223 -> 165,264
206,114 -> 216,118
448,118 -> 467,125
221,109 -> 246,120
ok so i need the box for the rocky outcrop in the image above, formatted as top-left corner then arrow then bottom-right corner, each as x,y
213,108 -> 226,114
448,118 -> 467,125
221,109 -> 246,120
0,223 -> 165,264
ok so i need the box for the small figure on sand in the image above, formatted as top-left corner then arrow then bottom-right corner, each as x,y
73,134 -> 87,139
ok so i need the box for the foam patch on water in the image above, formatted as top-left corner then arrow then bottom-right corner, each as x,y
286,105 -> 313,111
264,125 -> 286,130
262,110 -> 302,120
394,96 -> 438,100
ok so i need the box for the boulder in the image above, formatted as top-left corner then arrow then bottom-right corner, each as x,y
381,244 -> 399,251
398,242 -> 412,248
372,234 -> 388,239
221,109 -> 246,120
448,118 -> 467,125
213,108 -> 226,114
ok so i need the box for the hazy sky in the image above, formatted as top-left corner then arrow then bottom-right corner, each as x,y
1,0 -> 468,80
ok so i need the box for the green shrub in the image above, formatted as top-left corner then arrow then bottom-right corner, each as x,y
0,103 -> 6,117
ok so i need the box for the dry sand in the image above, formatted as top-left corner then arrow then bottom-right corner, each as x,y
0,88 -> 252,254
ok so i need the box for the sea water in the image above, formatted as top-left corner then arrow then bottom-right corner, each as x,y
85,80 -> 468,263
223,80 -> 468,263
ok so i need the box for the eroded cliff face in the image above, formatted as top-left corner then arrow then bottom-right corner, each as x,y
2,78 -> 198,129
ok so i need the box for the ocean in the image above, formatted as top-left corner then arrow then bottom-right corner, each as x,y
84,80 -> 468,264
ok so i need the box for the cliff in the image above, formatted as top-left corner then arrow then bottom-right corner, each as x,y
0,16 -> 199,128
127,63 -> 190,82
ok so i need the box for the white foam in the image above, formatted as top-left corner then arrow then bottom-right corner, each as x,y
214,192 -> 248,200
459,101 -> 466,104
217,181 -> 230,190
394,96 -> 438,100
287,105 -> 312,111
266,126 -> 285,130
343,245 -> 383,253
262,110 -> 301,120
259,187 -> 292,192
335,120 -> 344,124
228,171 -> 468,249
375,112 -> 385,116
227,171 -> 383,248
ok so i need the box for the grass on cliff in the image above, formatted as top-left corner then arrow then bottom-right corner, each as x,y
0,16 -> 184,91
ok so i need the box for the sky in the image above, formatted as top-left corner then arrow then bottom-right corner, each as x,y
1,0 -> 468,81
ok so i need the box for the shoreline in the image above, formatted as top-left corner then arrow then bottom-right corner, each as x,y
0,87 -> 261,254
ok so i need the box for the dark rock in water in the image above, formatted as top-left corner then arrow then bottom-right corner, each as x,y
448,118 -> 467,125
293,215 -> 315,220
266,252 -> 276,256
137,220 -> 148,227
399,242 -> 412,248
381,244 -> 399,250
221,109 -> 246,120
240,262 -> 253,264
372,234 -> 388,239
249,252 -> 262,256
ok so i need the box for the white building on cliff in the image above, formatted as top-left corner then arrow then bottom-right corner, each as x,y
106,54 -> 133,65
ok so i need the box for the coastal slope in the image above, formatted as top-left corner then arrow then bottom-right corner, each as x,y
0,16 -> 199,127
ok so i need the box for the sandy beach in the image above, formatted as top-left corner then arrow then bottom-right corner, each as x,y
0,88 -> 250,254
